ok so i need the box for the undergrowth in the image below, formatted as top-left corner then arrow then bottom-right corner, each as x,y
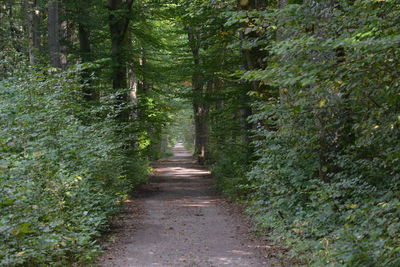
0,65 -> 150,266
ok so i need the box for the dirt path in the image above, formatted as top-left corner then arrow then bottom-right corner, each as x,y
98,144 -> 282,267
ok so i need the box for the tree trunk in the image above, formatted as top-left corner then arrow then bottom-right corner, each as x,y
188,30 -> 209,164
108,0 -> 134,120
195,80 -> 211,165
59,3 -> 68,70
237,0 -> 267,148
278,0 -> 288,8
78,7 -> 98,101
27,0 -> 40,65
139,47 -> 150,94
48,0 -> 61,68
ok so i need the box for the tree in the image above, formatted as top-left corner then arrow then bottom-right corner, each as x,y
27,0 -> 40,65
48,0 -> 61,68
187,27 -> 209,164
108,0 -> 134,120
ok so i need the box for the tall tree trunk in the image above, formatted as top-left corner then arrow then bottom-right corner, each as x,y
127,36 -> 138,117
193,93 -> 209,165
59,2 -> 68,70
108,0 -> 134,120
78,24 -> 91,62
48,0 -> 61,68
27,0 -> 40,65
78,2 -> 97,101
188,30 -> 209,164
237,0 -> 267,148
24,0 -> 40,65
139,46 -> 150,94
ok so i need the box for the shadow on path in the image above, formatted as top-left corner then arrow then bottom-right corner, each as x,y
98,144 -> 282,267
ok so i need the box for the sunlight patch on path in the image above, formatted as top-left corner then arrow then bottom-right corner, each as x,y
98,144 -> 280,267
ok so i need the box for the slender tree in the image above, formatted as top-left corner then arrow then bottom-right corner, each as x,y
188,28 -> 209,164
27,0 -> 40,64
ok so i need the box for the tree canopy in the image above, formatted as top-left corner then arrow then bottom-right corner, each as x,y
1,0 -> 399,265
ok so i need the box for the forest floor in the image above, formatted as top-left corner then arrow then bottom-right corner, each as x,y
98,144 -> 284,267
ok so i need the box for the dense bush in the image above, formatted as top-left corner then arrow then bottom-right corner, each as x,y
0,65 -> 149,266
242,1 -> 400,266
207,88 -> 253,199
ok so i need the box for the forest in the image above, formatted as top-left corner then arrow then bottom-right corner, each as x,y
1,0 -> 399,266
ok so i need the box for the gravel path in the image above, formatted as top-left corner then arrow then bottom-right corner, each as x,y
98,144 -> 282,267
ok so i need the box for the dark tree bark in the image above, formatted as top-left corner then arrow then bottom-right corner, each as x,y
237,0 -> 267,147
48,0 -> 61,68
188,30 -> 209,164
139,47 -> 150,94
77,1 -> 98,102
59,2 -> 68,70
78,24 -> 91,62
26,0 -> 40,64
108,0 -> 134,120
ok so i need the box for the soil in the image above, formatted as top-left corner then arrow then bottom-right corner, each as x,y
98,144 -> 284,267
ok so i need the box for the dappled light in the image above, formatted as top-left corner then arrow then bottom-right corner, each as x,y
98,145 -> 273,266
1,0 -> 399,266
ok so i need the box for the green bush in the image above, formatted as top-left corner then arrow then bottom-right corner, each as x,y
211,145 -> 250,200
0,65 -> 149,266
242,1 -> 400,265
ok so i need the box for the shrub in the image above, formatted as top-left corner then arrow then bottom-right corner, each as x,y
0,65 -> 149,266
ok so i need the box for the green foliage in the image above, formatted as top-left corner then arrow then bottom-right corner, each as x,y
212,144 -> 250,200
242,1 -> 400,266
2,0 -> 400,266
207,86 -> 253,198
173,0 -> 400,266
0,65 -> 149,266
